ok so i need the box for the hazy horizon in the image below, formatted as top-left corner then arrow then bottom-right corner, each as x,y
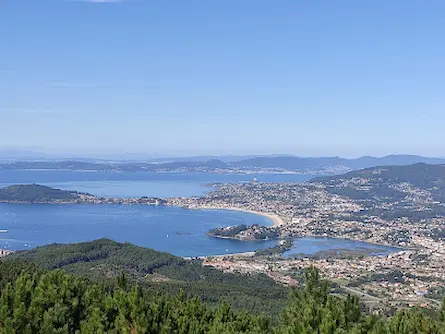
0,147 -> 444,161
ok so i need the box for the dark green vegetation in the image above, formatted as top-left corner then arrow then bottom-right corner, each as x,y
5,239 -> 288,316
2,248 -> 445,333
208,224 -> 279,240
0,184 -> 83,203
0,184 -> 169,205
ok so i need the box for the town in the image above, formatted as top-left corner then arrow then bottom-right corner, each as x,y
168,165 -> 445,311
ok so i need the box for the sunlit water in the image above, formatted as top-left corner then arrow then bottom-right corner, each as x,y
0,170 -> 314,198
0,170 -> 397,257
0,204 -> 278,256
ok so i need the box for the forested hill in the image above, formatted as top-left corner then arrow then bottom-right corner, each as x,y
2,241 -> 445,332
4,239 -> 289,316
0,184 -> 84,203
6,238 -> 183,273
312,163 -> 445,202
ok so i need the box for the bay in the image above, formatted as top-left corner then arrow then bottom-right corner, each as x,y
0,170 -> 397,257
0,203 -> 278,256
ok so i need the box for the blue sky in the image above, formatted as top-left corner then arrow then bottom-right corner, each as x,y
1,0 -> 444,157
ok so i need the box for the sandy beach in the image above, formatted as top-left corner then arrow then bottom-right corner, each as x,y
177,204 -> 285,227
174,204 -> 285,259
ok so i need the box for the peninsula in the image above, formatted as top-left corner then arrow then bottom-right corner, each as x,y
0,184 -> 166,205
0,184 -> 86,203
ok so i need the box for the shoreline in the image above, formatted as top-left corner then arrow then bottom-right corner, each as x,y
0,200 -> 284,228
175,204 -> 284,227
0,199 -> 408,255
184,251 -> 256,260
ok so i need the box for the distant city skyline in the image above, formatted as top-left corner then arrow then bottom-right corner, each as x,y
1,0 -> 445,156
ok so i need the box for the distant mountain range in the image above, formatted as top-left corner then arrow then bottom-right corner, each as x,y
228,155 -> 445,170
1,154 -> 445,175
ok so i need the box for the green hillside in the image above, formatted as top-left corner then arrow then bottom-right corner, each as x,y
313,163 -> 445,202
0,184 -> 82,203
311,163 -> 445,221
1,250 -> 445,333
5,239 -> 288,316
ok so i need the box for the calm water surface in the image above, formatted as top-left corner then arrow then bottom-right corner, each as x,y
0,203 -> 278,256
0,170 -> 397,257
0,170 -> 314,197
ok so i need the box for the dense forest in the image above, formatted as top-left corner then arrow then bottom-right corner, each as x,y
4,239 -> 289,316
1,256 -> 445,333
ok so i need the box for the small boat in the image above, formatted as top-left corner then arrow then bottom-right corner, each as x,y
0,230 -> 7,233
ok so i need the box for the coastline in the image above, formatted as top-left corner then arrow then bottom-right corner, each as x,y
184,251 -> 256,260
0,200 -> 284,228
175,204 -> 284,227
0,199 -> 408,252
